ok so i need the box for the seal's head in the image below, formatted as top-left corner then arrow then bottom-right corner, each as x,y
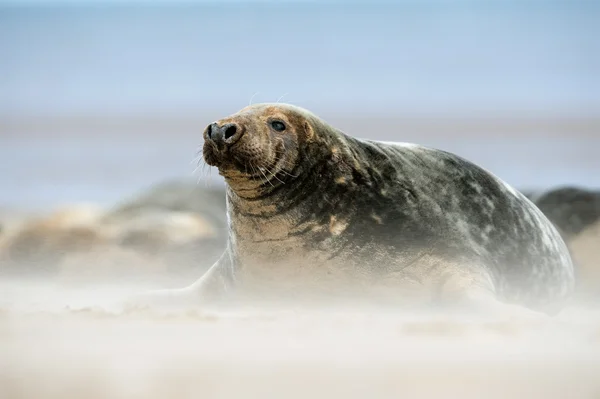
203,103 -> 324,194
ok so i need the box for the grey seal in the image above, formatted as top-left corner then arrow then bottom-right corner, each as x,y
136,103 -> 575,315
526,186 -> 600,241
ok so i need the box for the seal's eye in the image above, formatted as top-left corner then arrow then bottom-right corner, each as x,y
270,120 -> 286,132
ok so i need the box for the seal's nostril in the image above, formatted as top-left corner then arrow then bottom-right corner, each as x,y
206,123 -> 214,139
224,125 -> 237,140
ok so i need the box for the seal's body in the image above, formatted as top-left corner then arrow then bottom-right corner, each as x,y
174,104 -> 573,314
526,186 -> 600,241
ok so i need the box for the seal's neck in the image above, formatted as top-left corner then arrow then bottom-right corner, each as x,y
224,185 -> 301,245
225,181 -> 297,220
222,173 -> 286,201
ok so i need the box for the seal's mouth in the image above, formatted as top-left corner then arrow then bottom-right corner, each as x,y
203,135 -> 292,187
202,141 -> 246,173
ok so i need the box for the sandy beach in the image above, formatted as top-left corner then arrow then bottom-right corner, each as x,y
1,279 -> 600,399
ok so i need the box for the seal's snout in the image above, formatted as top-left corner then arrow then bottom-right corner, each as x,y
205,122 -> 243,150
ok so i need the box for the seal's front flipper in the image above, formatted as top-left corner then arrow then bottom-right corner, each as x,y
118,251 -> 234,312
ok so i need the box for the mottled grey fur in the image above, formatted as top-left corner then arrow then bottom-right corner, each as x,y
526,186 -> 600,241
183,104 -> 575,314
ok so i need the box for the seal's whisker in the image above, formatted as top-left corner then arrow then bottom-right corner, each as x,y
271,139 -> 299,178
276,93 -> 288,103
204,163 -> 210,185
205,164 -> 213,188
256,166 -> 270,186
191,152 -> 208,177
200,157 -> 209,175
191,152 -> 203,167
257,167 -> 275,187
278,169 -> 299,178
248,161 -> 261,182
276,157 -> 296,168
192,163 -> 202,175
271,158 -> 298,177
196,162 -> 206,185
193,158 -> 211,188
263,166 -> 285,185
249,91 -> 260,106
246,161 -> 260,180
273,157 -> 299,177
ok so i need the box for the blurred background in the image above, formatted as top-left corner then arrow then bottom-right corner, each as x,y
1,0 -> 599,211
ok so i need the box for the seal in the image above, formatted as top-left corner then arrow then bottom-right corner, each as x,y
135,103 -> 575,315
526,186 -> 600,241
524,186 -> 600,300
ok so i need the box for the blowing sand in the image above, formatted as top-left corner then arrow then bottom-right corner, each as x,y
1,279 -> 600,399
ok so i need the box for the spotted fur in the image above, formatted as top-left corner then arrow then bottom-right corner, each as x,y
193,103 -> 574,314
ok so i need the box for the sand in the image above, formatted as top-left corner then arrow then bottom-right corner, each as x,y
1,279 -> 600,399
